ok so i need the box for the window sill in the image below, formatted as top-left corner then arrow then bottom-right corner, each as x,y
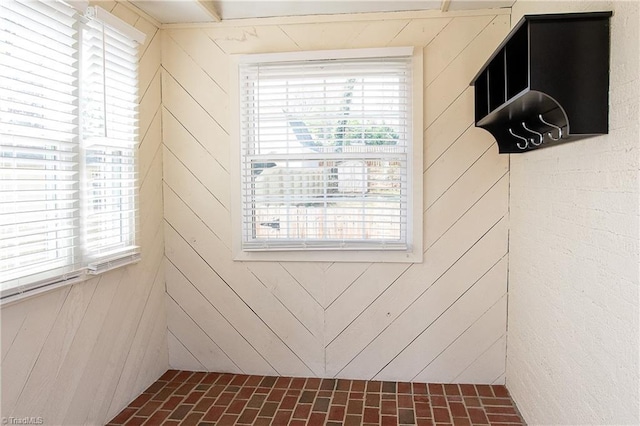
233,248 -> 422,263
0,254 -> 140,307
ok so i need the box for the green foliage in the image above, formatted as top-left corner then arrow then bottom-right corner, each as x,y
289,78 -> 400,146
345,125 -> 400,145
307,122 -> 399,146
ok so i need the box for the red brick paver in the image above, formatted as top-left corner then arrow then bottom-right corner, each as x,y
108,371 -> 525,425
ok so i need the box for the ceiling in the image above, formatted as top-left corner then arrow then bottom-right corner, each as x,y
130,0 -> 515,24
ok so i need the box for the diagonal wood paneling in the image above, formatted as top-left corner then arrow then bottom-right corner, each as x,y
165,260 -> 276,373
333,217 -> 509,379
0,4 -> 168,424
164,185 -> 322,376
416,295 -> 508,383
163,10 -> 511,382
425,15 -> 510,128
376,257 -> 509,381
325,176 -> 509,376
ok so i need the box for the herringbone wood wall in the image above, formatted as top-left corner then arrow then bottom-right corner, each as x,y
162,9 -> 511,382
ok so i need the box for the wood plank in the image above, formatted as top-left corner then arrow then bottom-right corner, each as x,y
166,8 -> 509,30
161,73 -> 229,171
42,272 -> 123,425
336,220 -> 508,379
1,288 -> 70,416
162,32 -> 229,132
139,136 -> 163,208
424,15 -> 494,86
110,3 -> 139,26
423,125 -> 496,210
455,335 -> 507,384
326,262 -> 408,343
139,205 -> 163,267
492,373 -> 506,385
163,111 -> 231,210
168,330 -> 205,371
66,230 -> 165,425
375,260 -> 508,381
344,19 -> 411,48
279,262 -> 327,308
424,87 -> 474,168
324,262 -> 372,308
424,15 -> 510,128
167,297 -> 237,372
281,22 -> 370,51
139,151 -> 164,253
164,191 -> 317,376
245,261 -> 324,338
163,147 -> 231,247
424,148 -> 508,249
414,295 -> 507,382
138,32 -> 161,99
1,303 -> 27,362
108,263 -> 167,417
11,281 -> 98,416
388,17 -> 451,47
204,25 -> 300,54
165,28 -> 229,93
138,69 -> 161,143
138,108 -> 162,183
165,260 -> 276,374
132,287 -> 171,394
326,177 -> 508,377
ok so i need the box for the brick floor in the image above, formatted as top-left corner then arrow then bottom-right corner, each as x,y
107,371 -> 525,425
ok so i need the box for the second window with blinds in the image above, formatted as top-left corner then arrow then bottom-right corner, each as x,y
0,1 -> 144,299
232,47 -> 423,262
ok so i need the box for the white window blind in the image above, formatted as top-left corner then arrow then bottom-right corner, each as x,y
0,0 -> 143,300
81,17 -> 139,269
0,0 -> 81,288
238,49 -> 413,251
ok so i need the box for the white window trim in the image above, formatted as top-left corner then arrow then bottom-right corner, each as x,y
230,47 -> 423,263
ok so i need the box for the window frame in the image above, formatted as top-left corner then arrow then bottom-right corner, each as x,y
0,1 -> 145,304
230,47 -> 423,263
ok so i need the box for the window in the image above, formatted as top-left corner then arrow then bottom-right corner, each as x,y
232,48 -> 422,262
0,0 -> 145,300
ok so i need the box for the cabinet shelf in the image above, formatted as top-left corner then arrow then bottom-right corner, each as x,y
470,12 -> 612,153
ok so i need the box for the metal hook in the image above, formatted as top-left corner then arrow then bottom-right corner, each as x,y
509,128 -> 529,150
538,114 -> 563,141
522,122 -> 544,146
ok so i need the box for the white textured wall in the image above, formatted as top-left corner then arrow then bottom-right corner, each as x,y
0,3 -> 168,425
162,9 -> 512,382
506,1 -> 640,424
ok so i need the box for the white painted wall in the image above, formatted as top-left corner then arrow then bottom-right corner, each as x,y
161,9 -> 512,382
0,3 -> 168,425
506,1 -> 640,424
